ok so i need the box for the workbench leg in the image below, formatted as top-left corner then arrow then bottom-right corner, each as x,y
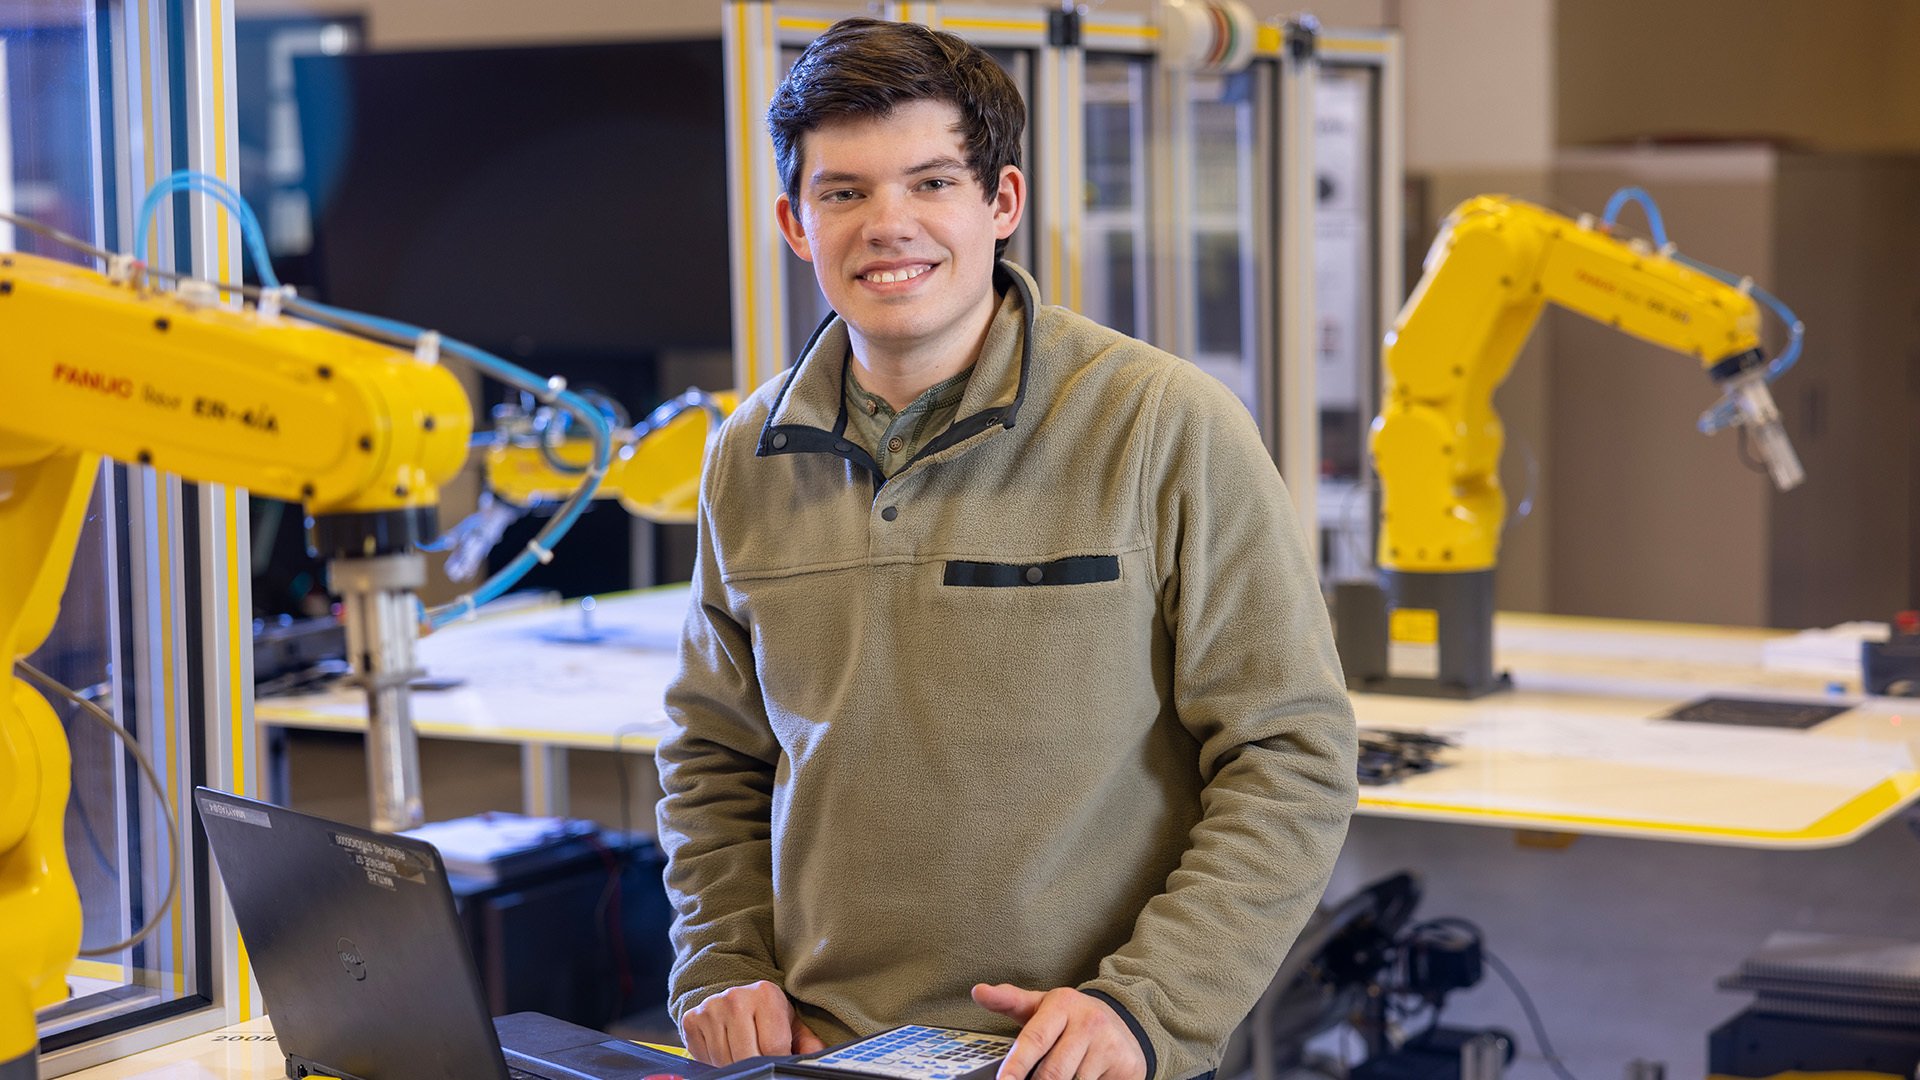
264,726 -> 291,806
521,744 -> 569,817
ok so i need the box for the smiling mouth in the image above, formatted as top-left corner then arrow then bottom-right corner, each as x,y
859,264 -> 933,284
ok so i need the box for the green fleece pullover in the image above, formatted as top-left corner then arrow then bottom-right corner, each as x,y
656,263 -> 1357,1080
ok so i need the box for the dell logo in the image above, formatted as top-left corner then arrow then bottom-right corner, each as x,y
337,937 -> 367,981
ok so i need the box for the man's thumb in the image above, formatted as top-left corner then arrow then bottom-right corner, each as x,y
971,983 -> 1045,1021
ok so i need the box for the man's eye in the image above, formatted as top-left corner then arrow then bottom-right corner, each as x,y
920,178 -> 954,191
822,189 -> 859,203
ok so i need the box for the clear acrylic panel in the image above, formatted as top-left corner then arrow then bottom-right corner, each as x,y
1,4 -> 99,252
1314,64 -> 1381,580
1081,54 -> 1152,341
1185,68 -> 1265,416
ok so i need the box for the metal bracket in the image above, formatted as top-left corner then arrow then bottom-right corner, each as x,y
1048,7 -> 1082,47
1285,15 -> 1320,61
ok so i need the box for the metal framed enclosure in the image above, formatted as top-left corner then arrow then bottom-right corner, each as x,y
723,3 -> 1400,582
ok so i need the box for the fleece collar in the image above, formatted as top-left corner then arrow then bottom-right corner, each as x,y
754,261 -> 1037,481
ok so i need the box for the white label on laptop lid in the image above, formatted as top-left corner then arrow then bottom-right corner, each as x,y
202,800 -> 273,828
330,832 -> 430,890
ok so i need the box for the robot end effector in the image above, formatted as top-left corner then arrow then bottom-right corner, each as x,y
1702,351 -> 1805,492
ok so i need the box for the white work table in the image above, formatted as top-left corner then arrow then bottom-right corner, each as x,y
254,586 -> 689,815
1357,613 -> 1918,847
255,586 -> 1920,848
61,1018 -> 286,1080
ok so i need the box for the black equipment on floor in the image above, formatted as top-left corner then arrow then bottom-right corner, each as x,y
1220,872 -> 1516,1080
1711,930 -> 1920,1076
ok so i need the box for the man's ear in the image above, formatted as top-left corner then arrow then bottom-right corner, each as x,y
776,192 -> 813,262
992,165 -> 1026,241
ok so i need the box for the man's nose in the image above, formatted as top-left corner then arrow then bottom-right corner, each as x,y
861,188 -> 918,244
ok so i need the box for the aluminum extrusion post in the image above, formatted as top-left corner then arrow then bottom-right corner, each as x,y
329,553 -> 427,832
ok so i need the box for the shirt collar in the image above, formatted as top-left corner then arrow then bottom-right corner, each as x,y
847,360 -> 973,419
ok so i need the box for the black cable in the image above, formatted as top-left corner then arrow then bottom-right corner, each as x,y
1480,948 -> 1578,1080
0,210 -> 117,263
1403,917 -> 1578,1080
0,208 -> 270,307
15,659 -> 182,955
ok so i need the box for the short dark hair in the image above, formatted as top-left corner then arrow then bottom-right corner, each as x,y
768,18 -> 1026,215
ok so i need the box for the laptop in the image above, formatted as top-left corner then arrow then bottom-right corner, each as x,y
195,787 -> 702,1080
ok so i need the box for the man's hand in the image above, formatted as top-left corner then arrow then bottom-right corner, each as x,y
971,984 -> 1147,1080
682,980 -> 826,1065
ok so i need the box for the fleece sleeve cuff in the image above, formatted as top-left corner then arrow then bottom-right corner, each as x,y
1079,988 -> 1158,1080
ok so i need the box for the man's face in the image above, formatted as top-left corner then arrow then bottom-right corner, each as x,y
776,99 -> 1024,364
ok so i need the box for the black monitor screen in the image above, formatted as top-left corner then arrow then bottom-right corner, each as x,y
287,40 -> 731,600
293,39 -> 730,354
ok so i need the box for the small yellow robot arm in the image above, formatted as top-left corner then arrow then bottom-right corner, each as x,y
482,390 -> 736,525
1373,194 -> 1785,575
1347,195 -> 1804,698
425,389 -> 734,585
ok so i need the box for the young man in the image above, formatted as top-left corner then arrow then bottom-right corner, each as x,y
656,19 -> 1356,1080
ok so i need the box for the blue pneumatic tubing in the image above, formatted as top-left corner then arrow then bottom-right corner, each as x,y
291,300 -> 614,627
135,171 -> 280,287
1672,252 -> 1805,432
1599,185 -> 1671,247
1600,185 -> 1805,432
133,172 -> 612,624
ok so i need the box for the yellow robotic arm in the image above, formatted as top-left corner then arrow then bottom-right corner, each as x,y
2,252 -> 470,512
483,390 -> 736,524
1343,195 -> 1803,698
1,248 -> 469,1078
408,391 -> 737,587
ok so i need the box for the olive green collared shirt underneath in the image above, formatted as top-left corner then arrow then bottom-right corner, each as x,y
843,359 -> 974,477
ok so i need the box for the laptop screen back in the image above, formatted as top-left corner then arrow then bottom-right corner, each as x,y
196,788 -> 509,1080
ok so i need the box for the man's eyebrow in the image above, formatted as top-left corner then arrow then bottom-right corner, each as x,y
808,169 -> 864,188
807,156 -> 969,188
903,155 -> 968,175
